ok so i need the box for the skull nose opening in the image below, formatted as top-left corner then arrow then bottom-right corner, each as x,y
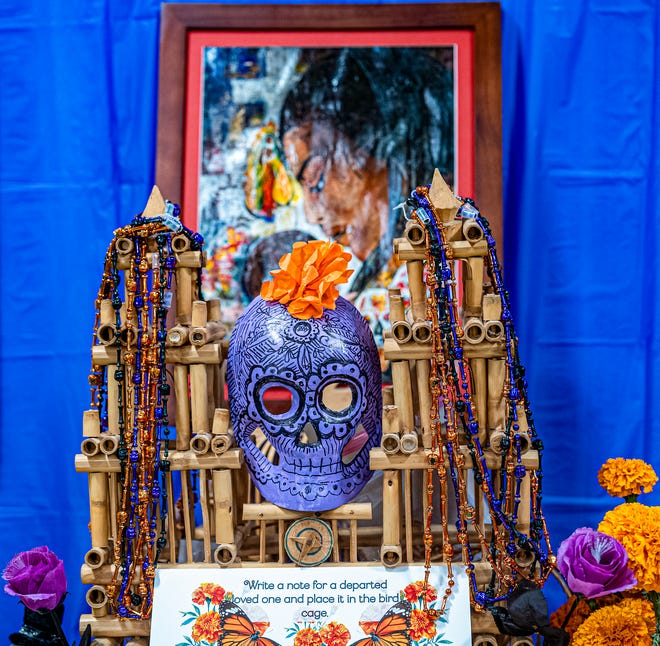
298,422 -> 319,445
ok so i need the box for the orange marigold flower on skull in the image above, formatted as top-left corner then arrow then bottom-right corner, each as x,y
598,458 -> 658,499
598,502 -> 660,592
294,627 -> 323,646
408,609 -> 437,641
260,240 -> 353,319
403,581 -> 438,604
191,611 -> 222,643
192,582 -> 226,605
571,600 -> 652,646
319,621 -> 351,646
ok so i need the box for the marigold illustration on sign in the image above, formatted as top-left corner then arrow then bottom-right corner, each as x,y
179,584 -> 280,646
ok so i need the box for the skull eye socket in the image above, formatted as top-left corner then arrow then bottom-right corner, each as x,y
256,379 -> 303,423
319,380 -> 358,418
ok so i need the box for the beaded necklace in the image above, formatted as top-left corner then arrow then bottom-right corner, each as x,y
89,202 -> 203,619
408,186 -> 554,616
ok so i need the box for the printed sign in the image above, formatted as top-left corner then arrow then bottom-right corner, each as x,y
151,565 -> 471,646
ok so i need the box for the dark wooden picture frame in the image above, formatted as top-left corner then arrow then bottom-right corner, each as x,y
155,2 -> 502,247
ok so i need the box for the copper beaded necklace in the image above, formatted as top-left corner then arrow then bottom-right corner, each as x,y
409,186 -> 555,617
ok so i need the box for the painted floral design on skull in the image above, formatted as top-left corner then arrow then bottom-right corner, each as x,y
227,296 -> 382,511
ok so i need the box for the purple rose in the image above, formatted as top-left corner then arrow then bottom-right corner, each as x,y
2,545 -> 67,611
557,527 -> 636,599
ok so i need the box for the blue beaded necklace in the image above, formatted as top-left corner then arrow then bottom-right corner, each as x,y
408,185 -> 554,617
90,202 -> 203,619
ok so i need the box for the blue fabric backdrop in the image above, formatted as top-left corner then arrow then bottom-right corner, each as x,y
1,0 -> 659,639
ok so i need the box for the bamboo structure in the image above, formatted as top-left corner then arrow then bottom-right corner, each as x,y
76,185 -> 547,644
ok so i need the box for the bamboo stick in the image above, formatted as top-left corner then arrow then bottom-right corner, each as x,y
212,408 -> 230,434
190,321 -> 227,347
482,293 -> 502,321
213,470 -> 235,544
411,320 -> 432,344
166,324 -> 189,347
75,449 -> 244,473
487,359 -> 506,433
85,585 -> 108,618
381,405 -> 401,454
191,432 -> 212,455
172,233 -> 191,253
471,358 -> 488,445
199,469 -> 212,563
175,267 -> 193,325
389,293 -> 412,344
404,469 -> 413,563
394,238 -> 488,261
383,337 -> 505,361
180,472 -> 194,562
81,437 -> 100,457
211,433 -> 234,455
174,364 -> 191,451
369,447 -> 539,471
463,317 -> 486,344
463,256 -> 484,318
415,359 -> 432,448
108,473 -> 118,541
349,519 -> 358,563
391,361 -> 414,434
99,434 -> 119,455
92,343 -> 223,366
78,615 -> 150,637
190,364 -> 209,434
214,543 -> 238,566
399,432 -> 419,454
83,409 -> 101,437
89,473 -> 108,548
206,365 -> 215,428
84,547 -> 108,570
406,260 -> 426,322
484,320 -> 504,342
462,218 -> 484,243
381,469 -> 402,567
382,385 -> 394,406
404,220 -> 426,246
472,635 -> 498,646
242,503 -> 372,521
166,471 -> 177,563
510,639 -> 535,646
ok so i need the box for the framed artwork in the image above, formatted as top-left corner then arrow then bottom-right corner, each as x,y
156,3 -> 501,330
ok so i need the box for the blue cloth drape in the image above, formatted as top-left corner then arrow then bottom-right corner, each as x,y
1,0 -> 658,638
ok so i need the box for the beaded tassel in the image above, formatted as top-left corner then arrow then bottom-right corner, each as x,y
89,202 -> 203,620
408,186 -> 555,615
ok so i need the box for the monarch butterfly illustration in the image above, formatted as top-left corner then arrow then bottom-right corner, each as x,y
218,600 -> 281,646
349,601 -> 412,646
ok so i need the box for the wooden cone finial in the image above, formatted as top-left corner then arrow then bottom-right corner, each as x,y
141,185 -> 167,218
428,169 -> 462,222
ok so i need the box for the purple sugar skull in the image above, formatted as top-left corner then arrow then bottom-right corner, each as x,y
227,296 -> 382,511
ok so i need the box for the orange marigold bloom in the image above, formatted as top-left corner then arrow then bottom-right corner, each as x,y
403,581 -> 438,604
319,621 -> 351,646
191,611 -> 222,643
409,609 -> 437,641
192,582 -> 226,605
598,458 -> 658,498
294,627 -> 323,646
616,597 -> 656,634
260,240 -> 353,319
598,502 -> 660,592
571,601 -> 652,646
